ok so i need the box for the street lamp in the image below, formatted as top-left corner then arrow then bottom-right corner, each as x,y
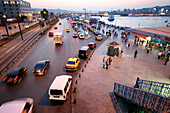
16,14 -> 23,40
83,8 -> 86,21
3,15 -> 9,37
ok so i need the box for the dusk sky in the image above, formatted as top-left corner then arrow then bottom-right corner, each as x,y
27,0 -> 170,11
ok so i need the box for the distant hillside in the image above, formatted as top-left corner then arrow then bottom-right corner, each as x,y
31,8 -> 70,13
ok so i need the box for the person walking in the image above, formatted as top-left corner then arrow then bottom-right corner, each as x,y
103,56 -> 106,68
134,49 -> 138,58
164,56 -> 169,65
120,49 -> 123,56
106,59 -> 109,69
109,56 -> 112,65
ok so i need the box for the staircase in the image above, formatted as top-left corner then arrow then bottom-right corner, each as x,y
112,78 -> 170,113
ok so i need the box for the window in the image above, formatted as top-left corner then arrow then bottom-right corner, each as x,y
16,5 -> 18,7
10,8 -> 12,10
3,5 -> 5,7
11,12 -> 13,14
50,90 -> 63,95
2,1 -> 4,3
16,8 -> 18,10
9,5 -> 11,7
4,8 -> 6,10
17,12 -> 19,14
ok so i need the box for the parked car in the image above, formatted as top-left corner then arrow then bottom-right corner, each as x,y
0,98 -> 34,113
79,34 -> 85,39
32,60 -> 50,75
96,35 -> 103,40
65,58 -> 80,71
93,30 -> 100,35
49,31 -> 54,36
78,46 -> 91,58
54,26 -> 58,29
2,67 -> 27,85
88,42 -> 96,49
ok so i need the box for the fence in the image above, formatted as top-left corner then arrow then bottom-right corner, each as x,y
113,82 -> 170,113
137,78 -> 170,98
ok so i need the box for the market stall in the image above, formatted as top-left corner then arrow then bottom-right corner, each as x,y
107,41 -> 122,56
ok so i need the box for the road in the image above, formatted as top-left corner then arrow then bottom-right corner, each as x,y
0,18 -> 106,113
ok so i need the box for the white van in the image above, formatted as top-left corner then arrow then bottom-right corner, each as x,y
49,75 -> 72,101
53,32 -> 63,45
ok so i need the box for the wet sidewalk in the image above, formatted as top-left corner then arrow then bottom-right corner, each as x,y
72,30 -> 170,113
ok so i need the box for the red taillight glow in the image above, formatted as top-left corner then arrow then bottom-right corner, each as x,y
41,70 -> 44,73
32,70 -> 35,73
86,51 -> 87,55
13,76 -> 18,82
3,76 -> 8,81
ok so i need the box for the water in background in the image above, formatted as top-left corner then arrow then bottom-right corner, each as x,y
92,15 -> 170,28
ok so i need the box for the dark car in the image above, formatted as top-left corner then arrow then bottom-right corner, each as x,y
49,31 -> 53,36
2,67 -> 27,85
54,26 -> 58,29
59,23 -> 61,25
32,60 -> 50,75
78,46 -> 91,58
88,42 -> 96,49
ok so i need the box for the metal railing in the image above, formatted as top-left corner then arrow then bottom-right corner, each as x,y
113,82 -> 170,113
136,78 -> 170,98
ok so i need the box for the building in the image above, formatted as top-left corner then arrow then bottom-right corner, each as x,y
0,0 -> 32,22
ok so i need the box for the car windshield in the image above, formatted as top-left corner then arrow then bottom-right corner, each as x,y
67,61 -> 75,65
35,64 -> 44,70
50,89 -> 63,95
80,34 -> 84,36
73,33 -> 77,35
98,35 -> 101,37
88,44 -> 93,46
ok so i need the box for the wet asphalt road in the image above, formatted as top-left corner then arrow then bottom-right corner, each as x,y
0,19 -> 106,113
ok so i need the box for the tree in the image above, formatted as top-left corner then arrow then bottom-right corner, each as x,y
50,12 -> 54,18
41,8 -> 49,20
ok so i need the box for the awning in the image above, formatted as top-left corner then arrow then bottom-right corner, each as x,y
130,32 -> 148,39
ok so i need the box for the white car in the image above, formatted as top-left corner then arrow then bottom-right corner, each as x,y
24,25 -> 30,29
79,34 -> 85,39
0,98 -> 34,113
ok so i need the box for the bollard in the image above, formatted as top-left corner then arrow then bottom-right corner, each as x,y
24,50 -> 26,53
73,87 -> 77,93
89,57 -> 90,60
84,64 -> 86,67
82,68 -> 84,72
21,53 -> 23,58
75,80 -> 78,84
17,56 -> 20,62
87,60 -> 88,63
12,61 -> 15,66
6,66 -> 9,72
73,98 -> 76,104
79,73 -> 81,77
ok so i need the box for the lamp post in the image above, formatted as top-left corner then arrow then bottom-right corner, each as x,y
3,15 -> 9,37
83,8 -> 86,21
16,14 -> 23,40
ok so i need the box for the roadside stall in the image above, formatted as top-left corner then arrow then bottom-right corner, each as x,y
107,41 -> 122,57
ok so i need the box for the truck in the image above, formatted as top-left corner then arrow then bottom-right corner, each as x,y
53,32 -> 63,45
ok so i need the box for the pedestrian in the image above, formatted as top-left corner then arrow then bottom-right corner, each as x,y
109,56 -> 112,65
106,59 -> 109,69
120,49 -> 123,56
146,47 -> 150,53
164,56 -> 169,65
158,51 -> 162,59
103,56 -> 106,68
134,49 -> 138,58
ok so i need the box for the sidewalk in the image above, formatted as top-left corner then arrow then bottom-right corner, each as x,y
72,30 -> 170,113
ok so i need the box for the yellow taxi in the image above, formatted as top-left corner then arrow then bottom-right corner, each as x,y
93,30 -> 99,35
66,28 -> 70,32
65,58 -> 80,71
96,35 -> 103,40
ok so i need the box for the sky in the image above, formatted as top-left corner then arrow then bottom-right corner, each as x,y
27,0 -> 170,11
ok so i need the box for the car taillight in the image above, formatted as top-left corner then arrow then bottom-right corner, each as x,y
41,70 -> 44,73
32,70 -> 35,73
13,76 -> 18,82
3,76 -> 8,81
73,66 -> 75,69
86,51 -> 87,55
65,66 -> 67,68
